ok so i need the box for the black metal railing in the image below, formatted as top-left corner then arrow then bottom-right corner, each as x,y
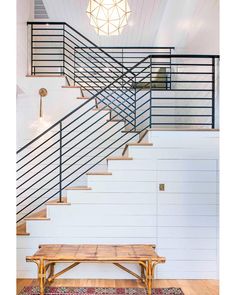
74,46 -> 174,89
28,22 -> 174,92
17,53 -> 153,223
17,22 -> 219,222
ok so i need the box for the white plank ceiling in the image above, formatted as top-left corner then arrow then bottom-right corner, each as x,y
42,0 -> 167,46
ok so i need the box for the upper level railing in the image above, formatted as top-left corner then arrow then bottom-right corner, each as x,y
17,22 -> 219,222
74,46 -> 174,89
28,22 -> 174,91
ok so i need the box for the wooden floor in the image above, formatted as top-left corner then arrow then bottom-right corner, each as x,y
17,279 -> 219,295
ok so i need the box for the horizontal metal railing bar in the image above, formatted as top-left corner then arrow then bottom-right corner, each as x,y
28,21 -> 68,25
151,97 -> 213,100
30,72 -> 63,74
32,65 -> 63,68
153,89 -> 213,91
17,115 -> 149,214
16,130 -> 60,164
63,58 -> 135,119
63,52 -> 136,119
32,34 -> 64,37
33,40 -> 63,43
32,28 -> 63,31
160,81 -> 213,83
74,79 -> 212,84
64,46 -> 125,91
17,108 -> 110,179
17,85 -> 137,177
28,21 -> 129,72
153,123 -> 212,125
32,53 -> 64,55
153,114 -> 212,117
74,60 -> 157,65
76,46 -> 175,49
75,54 -> 170,58
32,47 -> 63,49
17,103 -> 124,189
153,63 -> 212,66
17,55 -> 150,153
17,92 -> 127,172
63,58 -> 128,104
152,106 -> 212,108
68,78 -> 135,124
17,122 -> 149,222
32,59 -> 63,62
63,34 -> 123,78
150,54 -> 219,58
64,36 -> 127,75
17,104 -> 149,209
167,72 -> 213,75
17,99 -> 145,184
16,119 -> 122,192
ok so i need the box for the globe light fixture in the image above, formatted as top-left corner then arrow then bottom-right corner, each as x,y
87,0 -> 131,36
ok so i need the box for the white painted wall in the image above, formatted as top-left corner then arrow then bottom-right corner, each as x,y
154,0 -> 219,55
17,0 -> 33,91
17,130 -> 219,279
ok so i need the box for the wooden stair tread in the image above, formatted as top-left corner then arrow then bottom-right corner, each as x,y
93,108 -> 110,111
87,171 -> 112,175
127,143 -> 153,146
121,130 -> 139,133
24,209 -> 49,221
77,96 -> 90,99
65,186 -> 92,190
46,197 -> 70,205
24,217 -> 49,221
122,142 -> 153,156
107,156 -> 133,161
17,223 -> 29,236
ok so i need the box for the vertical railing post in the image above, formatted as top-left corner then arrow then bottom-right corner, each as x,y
31,24 -> 33,75
121,49 -> 123,88
59,122 -> 62,203
212,57 -> 215,129
169,48 -> 172,90
62,24 -> 65,76
149,56 -> 152,128
134,75 -> 137,130
73,48 -> 76,86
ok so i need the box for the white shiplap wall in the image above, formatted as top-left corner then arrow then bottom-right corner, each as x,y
17,130 -> 219,279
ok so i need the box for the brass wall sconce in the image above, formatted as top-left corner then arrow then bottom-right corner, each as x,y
39,88 -> 48,118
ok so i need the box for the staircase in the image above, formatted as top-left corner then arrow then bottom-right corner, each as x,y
17,21 -> 219,279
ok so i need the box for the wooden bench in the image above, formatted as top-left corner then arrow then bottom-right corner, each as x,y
26,244 -> 166,295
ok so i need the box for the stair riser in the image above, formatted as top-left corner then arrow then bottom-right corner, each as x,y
86,181 -> 156,193
26,216 -> 155,234
66,192 -> 156,204
87,170 -> 156,183
46,203 -> 156,219
108,159 -> 157,171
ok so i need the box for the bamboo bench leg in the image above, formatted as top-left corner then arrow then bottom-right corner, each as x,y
146,260 -> 158,295
38,259 -> 46,295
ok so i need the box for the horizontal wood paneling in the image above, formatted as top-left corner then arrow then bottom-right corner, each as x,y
17,130 -> 219,280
